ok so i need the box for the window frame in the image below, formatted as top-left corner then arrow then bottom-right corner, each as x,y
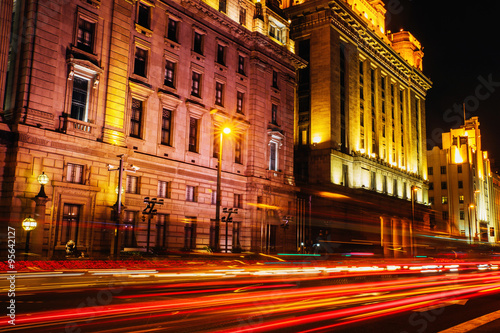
130,97 -> 144,139
66,163 -> 85,184
186,185 -> 197,202
188,117 -> 199,153
157,180 -> 169,198
126,175 -> 140,194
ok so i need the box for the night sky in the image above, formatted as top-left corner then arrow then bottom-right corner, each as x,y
383,0 -> 500,172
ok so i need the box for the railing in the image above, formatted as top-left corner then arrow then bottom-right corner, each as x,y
60,116 -> 97,138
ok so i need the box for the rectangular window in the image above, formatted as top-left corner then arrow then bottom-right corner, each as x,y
126,175 -> 139,194
188,117 -> 198,152
130,98 -> 143,138
238,55 -> 245,75
77,18 -> 95,53
269,142 -> 278,171
441,181 -> 447,190
442,196 -> 448,204
134,47 -> 147,77
458,180 -> 463,189
234,194 -> 242,208
393,179 -> 398,197
459,195 -> 464,203
211,190 -> 217,205
440,166 -> 447,174
457,164 -> 463,173
186,185 -> 196,202
137,3 -> 150,29
59,204 -> 80,245
429,182 -> 434,191
156,214 -> 168,248
193,31 -> 203,55
161,108 -> 172,146
164,60 -> 175,88
271,104 -> 278,125
239,7 -> 246,26
428,167 -> 433,175
167,18 -> 178,42
235,134 -> 242,164
215,82 -> 224,106
460,210 -> 465,220
70,76 -> 89,122
236,91 -> 244,114
123,211 -> 137,248
442,211 -> 449,220
429,197 -> 434,205
158,180 -> 169,198
191,72 -> 201,97
67,163 -> 84,184
272,70 -> 279,89
216,44 -> 226,66
219,0 -> 227,13
184,217 -> 196,249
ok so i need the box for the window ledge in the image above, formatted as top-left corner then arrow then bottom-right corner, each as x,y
191,51 -> 205,63
164,37 -> 180,50
135,23 -> 153,37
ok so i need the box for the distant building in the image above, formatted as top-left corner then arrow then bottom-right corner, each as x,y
0,0 -> 304,258
427,117 -> 497,243
285,0 -> 433,257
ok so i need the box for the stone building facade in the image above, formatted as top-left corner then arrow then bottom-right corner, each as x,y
427,117 -> 497,244
284,0 -> 433,257
0,0 -> 304,258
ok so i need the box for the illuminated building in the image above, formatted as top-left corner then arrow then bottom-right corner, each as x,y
0,0 -> 304,257
492,173 -> 500,243
427,117 -> 496,243
284,0 -> 433,257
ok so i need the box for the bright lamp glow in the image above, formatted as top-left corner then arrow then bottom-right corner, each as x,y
223,127 -> 231,134
22,216 -> 37,231
37,172 -> 49,185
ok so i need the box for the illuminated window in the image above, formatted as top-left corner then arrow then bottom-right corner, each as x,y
161,108 -> 172,146
186,185 -> 196,202
269,142 -> 278,171
70,76 -> 89,122
130,98 -> 143,138
59,204 -> 80,245
66,163 -> 84,184
442,196 -> 448,204
215,82 -> 224,106
158,180 -> 169,198
238,55 -> 246,75
188,117 -> 198,153
156,214 -> 168,248
191,72 -> 201,97
239,7 -> 246,26
219,0 -> 227,13
459,195 -> 464,203
164,60 -> 176,88
126,175 -> 139,194
77,18 -> 95,53
237,91 -> 244,114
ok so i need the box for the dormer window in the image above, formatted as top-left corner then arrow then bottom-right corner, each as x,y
268,18 -> 286,45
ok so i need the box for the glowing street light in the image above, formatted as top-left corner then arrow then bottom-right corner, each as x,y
37,172 -> 49,198
22,216 -> 37,259
215,126 -> 231,252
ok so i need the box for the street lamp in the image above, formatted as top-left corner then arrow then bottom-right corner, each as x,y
22,216 -> 37,260
37,172 -> 49,198
468,203 -> 475,244
143,197 -> 163,253
215,126 -> 231,252
410,185 -> 420,257
222,207 -> 238,253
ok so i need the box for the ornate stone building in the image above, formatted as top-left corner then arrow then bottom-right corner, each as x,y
0,0 -> 304,257
427,117 -> 497,244
284,0 -> 433,257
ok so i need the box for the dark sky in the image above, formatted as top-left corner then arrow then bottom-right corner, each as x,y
383,0 -> 500,172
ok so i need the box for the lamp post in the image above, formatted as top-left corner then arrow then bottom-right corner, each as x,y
108,155 -> 139,257
33,172 -> 49,256
410,185 -> 420,257
474,189 -> 480,241
215,127 -> 231,252
143,197 -> 163,253
222,207 -> 238,253
22,216 -> 37,260
37,172 -> 49,197
468,203 -> 475,244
